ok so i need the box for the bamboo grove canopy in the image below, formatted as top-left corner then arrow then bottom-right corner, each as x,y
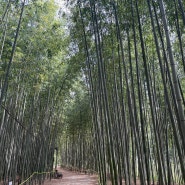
0,0 -> 185,185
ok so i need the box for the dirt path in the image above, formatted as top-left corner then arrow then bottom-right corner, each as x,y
43,169 -> 99,185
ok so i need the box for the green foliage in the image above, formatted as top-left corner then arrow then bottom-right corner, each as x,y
62,77 -> 92,136
1,0 -> 185,184
0,0 -> 86,182
65,0 -> 185,184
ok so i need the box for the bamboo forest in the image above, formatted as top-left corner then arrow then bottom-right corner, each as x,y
0,0 -> 185,185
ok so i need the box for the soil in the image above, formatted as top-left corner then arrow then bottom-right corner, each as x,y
1,169 -> 180,185
42,169 -> 169,185
43,169 -> 99,185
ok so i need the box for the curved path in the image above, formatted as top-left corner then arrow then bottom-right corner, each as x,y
43,169 -> 99,185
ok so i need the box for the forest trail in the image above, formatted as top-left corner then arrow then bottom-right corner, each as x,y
43,168 -> 99,185
42,169 -> 162,185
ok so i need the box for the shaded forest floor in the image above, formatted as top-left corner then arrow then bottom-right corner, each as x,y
0,168 -> 181,185
42,168 -> 164,185
43,168 -> 182,185
43,168 -> 99,185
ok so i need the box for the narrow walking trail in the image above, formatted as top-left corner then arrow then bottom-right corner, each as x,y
42,169 -> 171,185
43,169 -> 99,185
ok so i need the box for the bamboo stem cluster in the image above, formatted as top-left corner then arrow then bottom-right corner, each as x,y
63,0 -> 185,184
